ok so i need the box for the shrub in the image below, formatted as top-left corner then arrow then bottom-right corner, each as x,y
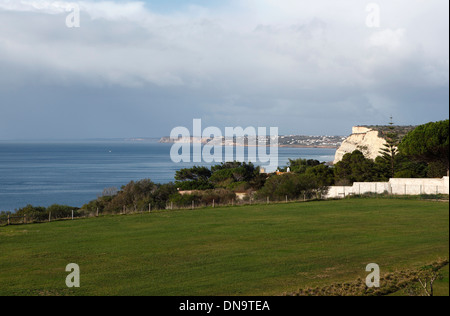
256,173 -> 329,201
46,204 -> 79,219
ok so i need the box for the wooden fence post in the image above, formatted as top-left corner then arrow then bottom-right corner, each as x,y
49,212 -> 51,223
7,214 -> 10,226
72,210 -> 74,220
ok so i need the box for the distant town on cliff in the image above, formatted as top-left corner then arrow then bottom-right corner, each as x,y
121,124 -> 416,150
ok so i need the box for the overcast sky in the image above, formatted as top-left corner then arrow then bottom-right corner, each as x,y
0,0 -> 448,139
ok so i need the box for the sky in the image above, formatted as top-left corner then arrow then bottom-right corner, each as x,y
0,0 -> 448,140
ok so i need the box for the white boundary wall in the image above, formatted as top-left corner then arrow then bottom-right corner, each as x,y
326,177 -> 449,199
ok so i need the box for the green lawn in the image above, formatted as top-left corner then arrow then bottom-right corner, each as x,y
435,265 -> 450,296
388,263 -> 449,296
0,199 -> 448,296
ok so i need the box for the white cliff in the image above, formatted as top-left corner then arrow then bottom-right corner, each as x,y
333,126 -> 387,164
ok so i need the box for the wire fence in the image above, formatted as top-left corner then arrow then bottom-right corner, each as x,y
0,195 -> 317,227
1,191 -> 448,228
0,210 -> 84,227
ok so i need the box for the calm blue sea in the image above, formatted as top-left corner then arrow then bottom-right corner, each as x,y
0,141 -> 336,211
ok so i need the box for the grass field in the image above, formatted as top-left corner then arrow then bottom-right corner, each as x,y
0,198 -> 448,296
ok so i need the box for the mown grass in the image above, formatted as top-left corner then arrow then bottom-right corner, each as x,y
435,264 -> 450,296
387,263 -> 449,296
0,199 -> 448,296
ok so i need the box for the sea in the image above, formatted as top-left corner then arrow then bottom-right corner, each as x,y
0,141 -> 336,211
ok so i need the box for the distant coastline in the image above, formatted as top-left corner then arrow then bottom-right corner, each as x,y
0,137 -> 340,149
278,144 -> 339,149
158,136 -> 343,149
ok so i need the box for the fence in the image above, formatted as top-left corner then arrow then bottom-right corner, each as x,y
2,177 -> 448,227
0,215 -> 28,226
165,194 -> 315,211
0,194 -> 319,227
0,210 -> 83,227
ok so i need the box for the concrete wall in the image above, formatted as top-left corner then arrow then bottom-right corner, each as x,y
389,178 -> 448,195
326,186 -> 356,199
325,177 -> 449,199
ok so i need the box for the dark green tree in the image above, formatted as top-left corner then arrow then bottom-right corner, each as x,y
46,204 -> 78,219
175,166 -> 213,190
15,205 -> 48,222
256,172 -> 328,201
175,166 -> 212,182
305,164 -> 335,186
207,162 -> 261,190
148,183 -> 178,210
284,159 -> 321,174
334,150 -> 377,184
399,120 -> 449,176
120,179 -> 157,211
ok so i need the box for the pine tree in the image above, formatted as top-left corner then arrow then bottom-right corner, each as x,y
399,119 -> 449,177
379,117 -> 399,178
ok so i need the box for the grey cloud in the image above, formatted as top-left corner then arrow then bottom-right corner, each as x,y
0,0 -> 448,139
